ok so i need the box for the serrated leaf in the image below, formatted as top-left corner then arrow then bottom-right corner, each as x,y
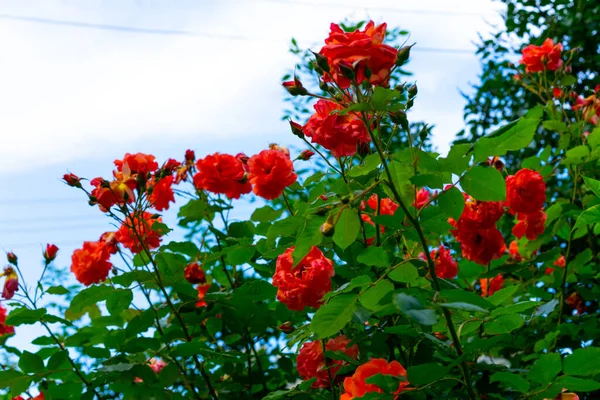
437,186 -> 465,220
484,314 -> 524,335
360,280 -> 393,310
311,294 -> 357,338
333,208 -> 360,250
67,285 -> 113,315
461,166 -> 506,201
357,246 -> 390,267
387,263 -> 419,284
46,285 -> 69,295
555,376 -> 600,392
347,153 -> 381,177
439,302 -> 488,313
18,351 -> 44,374
528,353 -> 562,384
573,204 -> 600,230
563,347 -> 600,376
394,293 -> 438,326
407,363 -> 448,386
490,372 -> 529,392
473,106 -> 542,162
582,176 -> 600,198
6,308 -> 47,326
106,289 -> 133,316
251,205 -> 284,223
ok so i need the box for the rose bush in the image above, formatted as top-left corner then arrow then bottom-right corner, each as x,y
0,20 -> 598,400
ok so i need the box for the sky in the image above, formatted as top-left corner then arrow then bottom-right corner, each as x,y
0,0 -> 506,351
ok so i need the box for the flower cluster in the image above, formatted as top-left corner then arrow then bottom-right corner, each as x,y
340,358 -> 409,400
0,304 -> 14,337
520,38 -> 563,73
422,245 -> 458,279
506,168 -> 547,240
272,246 -> 334,311
297,335 -> 358,388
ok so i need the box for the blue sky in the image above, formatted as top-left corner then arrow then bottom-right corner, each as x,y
0,0 -> 505,350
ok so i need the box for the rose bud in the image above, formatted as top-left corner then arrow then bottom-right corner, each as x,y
278,321 -> 295,333
184,262 -> 206,284
310,50 -> 330,73
408,84 -> 418,98
338,60 -> 355,80
6,252 -> 17,266
289,120 -> 304,139
63,173 -> 82,188
185,149 -> 195,165
395,44 -> 413,67
282,76 -> 308,96
298,149 -> 315,161
320,217 -> 335,237
44,244 -> 59,263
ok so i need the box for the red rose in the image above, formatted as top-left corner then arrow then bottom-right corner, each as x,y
90,171 -> 137,212
508,240 -> 522,262
297,335 -> 358,388
114,152 -> 158,175
459,196 -> 505,230
0,304 -> 14,336
196,284 -> 211,307
480,274 -> 504,297
520,38 -> 563,73
456,227 -> 505,266
367,194 -> 399,216
319,21 -> 398,89
6,252 -> 17,265
194,153 -> 252,199
149,175 -> 175,211
298,149 -> 315,161
429,246 -> 458,279
413,188 -> 431,209
272,246 -> 334,311
43,244 -> 59,263
71,241 -> 113,286
282,76 -> 308,96
506,169 -> 546,214
184,262 -> 206,284
340,358 -> 409,400
115,212 -> 163,254
248,149 -> 297,200
185,149 -> 195,164
566,292 -> 586,315
303,100 -> 370,157
554,255 -> 566,268
512,210 -> 546,241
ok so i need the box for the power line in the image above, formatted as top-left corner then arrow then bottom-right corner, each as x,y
246,0 -> 498,17
0,13 -> 476,54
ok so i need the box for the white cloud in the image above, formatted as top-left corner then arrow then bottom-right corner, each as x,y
0,0 -> 504,173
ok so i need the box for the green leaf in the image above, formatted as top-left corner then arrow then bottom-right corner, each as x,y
440,290 -> 493,311
487,286 -> 519,306
98,363 -> 136,372
371,87 -> 403,111
387,263 -> 419,284
155,252 -> 187,286
573,204 -> 600,230
484,314 -> 524,335
528,353 -> 562,384
563,347 -> 600,376
227,246 -> 255,265
587,126 -> 600,150
461,166 -> 506,201
555,376 -> 600,392
6,308 -> 47,326
178,198 -> 209,224
67,285 -> 113,315
347,153 -> 381,177
439,302 -> 488,313
394,293 -> 438,326
311,294 -> 357,338
407,363 -> 448,386
473,106 -> 542,162
292,216 -> 325,265
563,145 -> 590,165
357,246 -> 390,267
360,280 -> 393,310
46,285 -> 69,295
18,351 -> 45,374
490,372 -> 529,393
47,350 -> 70,371
437,186 -> 465,220
251,205 -> 284,223
0,370 -> 25,389
490,301 -> 539,317
333,208 -> 360,250
106,289 -> 133,316
365,373 -> 405,393
439,144 -> 471,175
161,241 -> 200,257
582,176 -> 600,198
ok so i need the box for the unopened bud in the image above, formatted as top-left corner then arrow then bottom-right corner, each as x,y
278,321 -> 295,333
357,142 -> 370,158
338,60 -> 355,81
487,156 -> 504,172
408,84 -> 418,98
289,120 -> 304,139
389,111 -> 409,131
406,99 -> 414,109
282,76 -> 308,96
310,51 -> 330,74
185,149 -> 196,165
419,126 -> 429,142
394,83 -> 406,93
63,173 -> 82,188
341,196 -> 350,204
298,149 -> 315,161
43,244 -> 59,263
320,218 -> 335,237
6,252 -> 17,265
236,152 -> 249,165
395,45 -> 413,67
319,80 -> 329,92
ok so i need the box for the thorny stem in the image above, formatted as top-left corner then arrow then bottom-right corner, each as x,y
127,216 -> 219,400
365,120 -> 477,400
117,249 -> 202,399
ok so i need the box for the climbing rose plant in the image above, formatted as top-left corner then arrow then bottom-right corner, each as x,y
1,20 -> 599,400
